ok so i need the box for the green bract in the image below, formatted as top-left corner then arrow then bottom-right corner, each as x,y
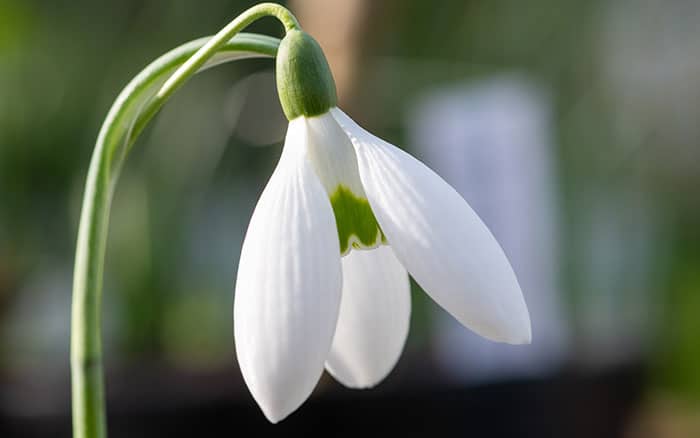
276,30 -> 338,120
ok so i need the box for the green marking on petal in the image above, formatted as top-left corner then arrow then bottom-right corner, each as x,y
330,185 -> 384,255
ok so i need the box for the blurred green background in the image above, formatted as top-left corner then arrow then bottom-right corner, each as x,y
1,0 -> 699,436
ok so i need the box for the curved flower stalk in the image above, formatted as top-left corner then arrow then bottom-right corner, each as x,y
71,3 -> 293,437
234,29 -> 532,422
72,34 -> 279,435
72,3 -> 531,436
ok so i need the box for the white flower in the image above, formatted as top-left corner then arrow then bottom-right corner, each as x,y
233,106 -> 531,423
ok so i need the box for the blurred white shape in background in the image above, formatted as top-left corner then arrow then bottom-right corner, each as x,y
408,76 -> 569,382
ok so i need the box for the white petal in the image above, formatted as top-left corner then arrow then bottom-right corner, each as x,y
332,108 -> 531,344
325,246 -> 411,388
302,113 -> 384,254
304,112 -> 366,197
234,118 -> 342,423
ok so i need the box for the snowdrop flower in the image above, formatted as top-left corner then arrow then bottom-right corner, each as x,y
234,30 -> 531,423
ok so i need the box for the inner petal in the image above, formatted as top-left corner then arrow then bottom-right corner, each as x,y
304,111 -> 385,255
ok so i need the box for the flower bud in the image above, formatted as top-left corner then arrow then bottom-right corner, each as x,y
276,30 -> 337,120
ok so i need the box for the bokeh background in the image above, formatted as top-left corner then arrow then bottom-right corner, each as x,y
1,0 -> 699,436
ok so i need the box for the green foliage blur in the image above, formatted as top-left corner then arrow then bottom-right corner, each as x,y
1,0 -> 699,409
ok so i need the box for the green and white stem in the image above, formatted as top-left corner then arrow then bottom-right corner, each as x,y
71,4 -> 295,437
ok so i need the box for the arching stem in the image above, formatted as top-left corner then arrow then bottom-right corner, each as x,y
71,5 -> 299,438
131,3 -> 299,152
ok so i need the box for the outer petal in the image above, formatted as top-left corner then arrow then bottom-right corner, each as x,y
331,108 -> 531,344
325,246 -> 411,388
234,118 -> 342,423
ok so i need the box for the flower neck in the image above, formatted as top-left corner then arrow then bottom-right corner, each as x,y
276,30 -> 338,120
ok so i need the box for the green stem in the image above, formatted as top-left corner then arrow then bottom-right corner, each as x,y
71,5 -> 298,438
130,3 -> 298,153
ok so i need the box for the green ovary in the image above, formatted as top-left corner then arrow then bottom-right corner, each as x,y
330,185 -> 385,255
